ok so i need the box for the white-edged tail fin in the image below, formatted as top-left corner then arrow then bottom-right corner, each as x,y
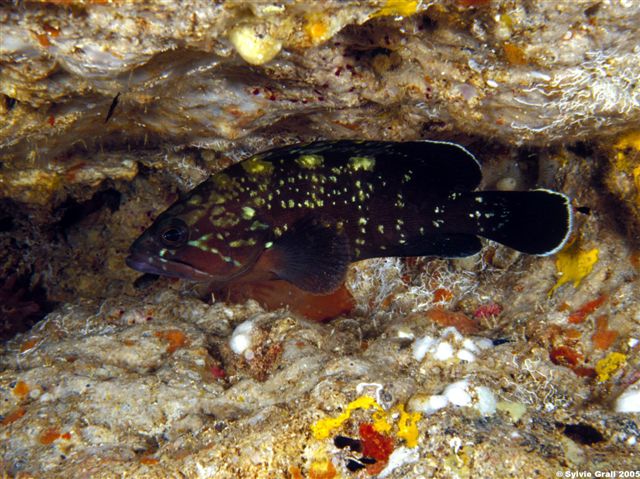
459,189 -> 573,255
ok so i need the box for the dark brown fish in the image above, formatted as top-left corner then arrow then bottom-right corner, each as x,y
126,140 -> 572,293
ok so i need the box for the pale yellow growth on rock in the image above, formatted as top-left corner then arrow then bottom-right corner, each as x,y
304,12 -> 330,44
595,352 -> 627,383
396,404 -> 421,448
496,401 -> 527,422
614,131 -> 640,205
311,395 -> 384,439
372,0 -> 419,18
311,395 -> 422,448
549,238 -> 599,296
615,130 -> 640,152
229,24 -> 282,65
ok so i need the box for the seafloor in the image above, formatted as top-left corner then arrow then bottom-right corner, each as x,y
1,1 -> 639,478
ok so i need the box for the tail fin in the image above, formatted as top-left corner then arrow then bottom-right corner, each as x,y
459,189 -> 572,255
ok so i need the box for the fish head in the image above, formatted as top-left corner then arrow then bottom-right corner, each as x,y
126,188 -> 268,283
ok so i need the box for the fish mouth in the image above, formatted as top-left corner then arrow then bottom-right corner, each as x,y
125,252 -> 213,282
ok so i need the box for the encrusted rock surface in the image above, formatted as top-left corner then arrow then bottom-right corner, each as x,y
1,215 -> 639,477
1,1 -> 640,477
2,0 -> 640,202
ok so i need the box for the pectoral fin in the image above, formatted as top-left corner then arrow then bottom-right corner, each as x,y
258,216 -> 351,294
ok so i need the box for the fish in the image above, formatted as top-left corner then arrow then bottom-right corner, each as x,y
126,140 -> 573,294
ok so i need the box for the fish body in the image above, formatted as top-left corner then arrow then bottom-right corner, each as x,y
126,140 -> 572,293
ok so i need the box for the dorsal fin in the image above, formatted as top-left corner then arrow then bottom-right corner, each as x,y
259,140 -> 482,190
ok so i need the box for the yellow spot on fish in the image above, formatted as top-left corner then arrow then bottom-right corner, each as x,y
349,156 -> 376,172
242,157 -> 274,176
212,173 -> 235,190
377,224 -> 385,234
549,238 -> 599,296
210,206 -> 226,217
212,213 -> 240,228
250,220 -> 268,230
229,238 -> 257,248
296,154 -> 324,169
210,192 -> 227,205
187,239 -> 204,249
187,195 -> 202,205
241,206 -> 255,219
184,210 -> 204,227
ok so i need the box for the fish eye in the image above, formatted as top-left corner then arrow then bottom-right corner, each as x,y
159,220 -> 188,247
